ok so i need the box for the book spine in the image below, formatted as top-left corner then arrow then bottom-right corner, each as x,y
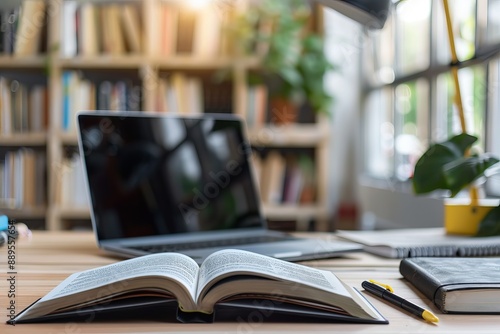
62,71 -> 72,131
399,259 -> 444,310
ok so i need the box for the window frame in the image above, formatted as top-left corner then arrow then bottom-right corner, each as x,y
361,0 -> 500,198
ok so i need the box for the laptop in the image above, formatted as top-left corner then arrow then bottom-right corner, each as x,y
77,111 -> 361,264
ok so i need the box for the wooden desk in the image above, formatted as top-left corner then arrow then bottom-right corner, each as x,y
1,231 -> 498,333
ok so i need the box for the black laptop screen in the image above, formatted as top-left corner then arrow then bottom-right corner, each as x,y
78,113 -> 263,240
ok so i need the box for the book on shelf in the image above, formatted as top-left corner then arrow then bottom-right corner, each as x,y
245,85 -> 268,128
28,84 -> 49,132
186,77 -> 203,115
256,152 -> 316,205
78,2 -> 99,56
101,4 -> 126,55
263,151 -> 287,204
119,4 -> 143,54
0,1 -> 46,56
0,77 -> 48,135
203,83 -> 233,114
0,78 -> 8,134
157,73 -> 203,114
250,151 -> 263,192
1,8 -> 19,55
336,228 -> 500,258
55,152 -> 88,209
1,148 -> 46,209
158,2 -> 178,56
61,71 -> 143,131
106,80 -> 141,112
12,81 -> 28,133
400,258 -> 500,314
13,0 -> 47,56
62,0 -> 78,57
282,156 -> 304,204
156,77 -> 171,112
8,249 -> 387,324
62,1 -> 143,57
170,73 -> 188,113
176,9 -> 196,54
61,71 -> 96,132
192,3 -> 222,57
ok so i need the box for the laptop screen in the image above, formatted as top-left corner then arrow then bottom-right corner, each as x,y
77,113 -> 264,240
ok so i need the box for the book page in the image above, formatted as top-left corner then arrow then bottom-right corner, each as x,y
41,253 -> 200,302
197,249 -> 351,299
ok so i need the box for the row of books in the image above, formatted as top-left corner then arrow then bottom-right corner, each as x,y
0,1 -> 47,56
156,76 -> 270,124
0,0 -> 268,59
61,71 -> 142,132
156,73 -> 235,114
62,1 -> 142,57
155,73 -> 203,114
54,152 -> 88,209
0,77 -> 48,135
2,72 -> 285,135
252,152 -> 316,205
0,148 -> 46,209
0,0 -> 254,58
156,1 -> 236,57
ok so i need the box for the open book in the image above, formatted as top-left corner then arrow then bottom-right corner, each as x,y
9,249 -> 387,324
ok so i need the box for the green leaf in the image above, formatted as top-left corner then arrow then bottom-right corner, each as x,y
443,155 -> 500,196
412,145 -> 464,193
443,132 -> 478,155
278,67 -> 303,88
476,205 -> 500,237
412,133 -> 478,194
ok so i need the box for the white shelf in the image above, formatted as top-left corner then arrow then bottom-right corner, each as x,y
0,132 -> 47,146
54,206 -> 91,220
154,56 -> 261,70
0,206 -> 47,220
58,132 -> 79,146
247,124 -> 329,147
58,55 -> 147,69
0,56 -> 46,68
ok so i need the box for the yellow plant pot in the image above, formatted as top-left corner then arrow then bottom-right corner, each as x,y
444,199 -> 500,235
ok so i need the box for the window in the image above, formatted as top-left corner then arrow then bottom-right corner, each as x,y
396,0 -> 431,74
362,0 -> 500,196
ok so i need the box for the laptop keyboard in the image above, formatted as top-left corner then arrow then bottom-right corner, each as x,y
130,235 -> 292,254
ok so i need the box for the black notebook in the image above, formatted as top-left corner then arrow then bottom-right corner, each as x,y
337,228 -> 500,258
399,258 -> 500,314
8,249 -> 387,324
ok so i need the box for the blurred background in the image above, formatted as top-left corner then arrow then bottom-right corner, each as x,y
1,0 -> 499,232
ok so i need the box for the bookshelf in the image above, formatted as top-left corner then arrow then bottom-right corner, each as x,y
0,0 -> 331,231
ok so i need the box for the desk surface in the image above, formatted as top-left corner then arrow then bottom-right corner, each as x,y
1,231 -> 498,333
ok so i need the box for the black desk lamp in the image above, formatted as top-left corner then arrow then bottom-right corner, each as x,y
314,0 -> 391,29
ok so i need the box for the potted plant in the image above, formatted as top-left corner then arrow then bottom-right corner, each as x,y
411,0 -> 500,237
230,0 -> 334,123
412,133 -> 500,236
